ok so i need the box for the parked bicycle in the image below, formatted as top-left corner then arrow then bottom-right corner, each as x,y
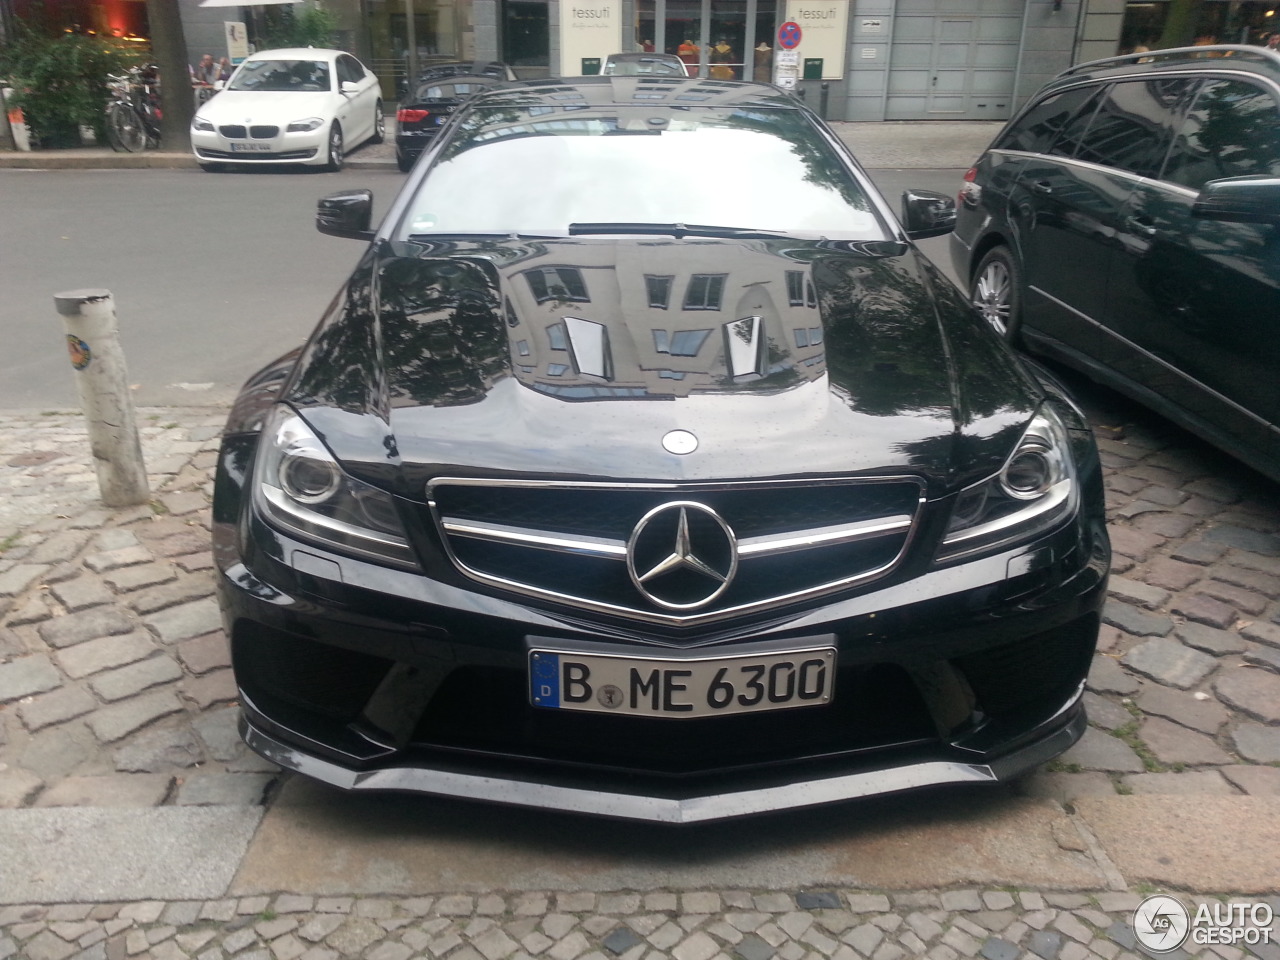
105,65 -> 161,152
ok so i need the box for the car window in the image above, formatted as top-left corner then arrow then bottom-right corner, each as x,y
398,105 -> 882,240
228,59 -> 331,92
996,85 -> 1098,154
1162,79 -> 1280,191
340,55 -> 366,82
1062,79 -> 1196,178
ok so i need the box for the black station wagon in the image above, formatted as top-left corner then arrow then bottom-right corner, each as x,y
952,45 -> 1280,483
214,77 -> 1110,823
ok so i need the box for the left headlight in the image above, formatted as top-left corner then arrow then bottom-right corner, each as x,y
286,117 -> 325,132
251,406 -> 418,570
192,117 -> 215,132
935,404 -> 1079,563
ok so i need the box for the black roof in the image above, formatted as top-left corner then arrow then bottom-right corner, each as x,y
458,76 -> 796,110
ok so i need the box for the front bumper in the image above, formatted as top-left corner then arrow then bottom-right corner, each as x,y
216,448 -> 1108,821
242,693 -> 1086,824
192,129 -> 325,165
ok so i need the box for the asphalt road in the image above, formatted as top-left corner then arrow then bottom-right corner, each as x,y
0,166 -> 963,409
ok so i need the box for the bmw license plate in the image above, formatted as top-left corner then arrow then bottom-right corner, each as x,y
229,142 -> 271,152
529,647 -> 835,718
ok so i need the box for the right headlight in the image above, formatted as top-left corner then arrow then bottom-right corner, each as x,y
192,117 -> 215,132
934,404 -> 1079,563
251,406 -> 418,570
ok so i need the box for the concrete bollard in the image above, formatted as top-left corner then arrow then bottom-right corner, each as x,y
54,289 -> 150,507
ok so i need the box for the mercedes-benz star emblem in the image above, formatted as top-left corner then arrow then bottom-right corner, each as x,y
626,501 -> 738,610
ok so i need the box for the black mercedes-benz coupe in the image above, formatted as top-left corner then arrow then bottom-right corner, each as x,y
213,77 -> 1110,823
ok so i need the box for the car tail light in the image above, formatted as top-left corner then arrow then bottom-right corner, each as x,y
962,166 -> 978,182
397,108 -> 431,123
959,165 -> 980,205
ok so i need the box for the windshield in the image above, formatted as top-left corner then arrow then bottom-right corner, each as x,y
398,104 -> 883,240
228,59 -> 332,92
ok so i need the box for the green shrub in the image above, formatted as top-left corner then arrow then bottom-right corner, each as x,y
0,21 -> 143,146
260,6 -> 339,50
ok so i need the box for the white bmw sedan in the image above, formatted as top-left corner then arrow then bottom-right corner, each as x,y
191,48 -> 384,172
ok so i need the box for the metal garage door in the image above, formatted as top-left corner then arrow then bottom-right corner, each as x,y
886,0 -> 1022,120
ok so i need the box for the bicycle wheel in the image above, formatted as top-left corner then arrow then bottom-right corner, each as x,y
106,102 -> 146,153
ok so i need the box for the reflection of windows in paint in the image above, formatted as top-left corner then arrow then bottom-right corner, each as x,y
659,370 -> 686,380
786,271 -> 805,306
808,326 -> 822,345
794,328 -> 809,348
547,363 -> 570,376
653,329 -> 669,354
517,340 -> 531,356
645,275 -> 673,309
797,327 -> 823,347
525,266 -> 589,303
669,329 -> 710,356
806,280 -> 817,308
547,323 -> 568,350
683,274 -> 725,310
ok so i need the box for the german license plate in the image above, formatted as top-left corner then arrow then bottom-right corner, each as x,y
229,142 -> 271,152
529,647 -> 835,718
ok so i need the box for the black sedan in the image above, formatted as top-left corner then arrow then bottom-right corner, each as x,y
213,77 -> 1109,824
394,62 -> 514,172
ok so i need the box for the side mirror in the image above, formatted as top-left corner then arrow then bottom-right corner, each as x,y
902,189 -> 957,240
340,80 -> 360,95
317,190 -> 375,240
1192,176 -> 1280,226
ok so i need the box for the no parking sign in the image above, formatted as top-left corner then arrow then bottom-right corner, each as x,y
778,21 -> 802,49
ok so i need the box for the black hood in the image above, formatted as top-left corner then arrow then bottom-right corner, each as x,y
285,237 -> 1042,499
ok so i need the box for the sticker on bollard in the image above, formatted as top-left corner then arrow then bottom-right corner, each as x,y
67,335 -> 92,370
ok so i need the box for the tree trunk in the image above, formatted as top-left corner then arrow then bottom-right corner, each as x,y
1157,0 -> 1204,48
147,0 -> 194,151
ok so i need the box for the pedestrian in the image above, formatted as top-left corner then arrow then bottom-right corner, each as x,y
191,53 -> 217,104
217,57 -> 234,82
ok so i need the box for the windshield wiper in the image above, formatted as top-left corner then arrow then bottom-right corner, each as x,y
567,222 -> 794,240
405,232 -> 559,241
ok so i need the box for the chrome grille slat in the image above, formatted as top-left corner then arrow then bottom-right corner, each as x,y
428,477 -> 924,625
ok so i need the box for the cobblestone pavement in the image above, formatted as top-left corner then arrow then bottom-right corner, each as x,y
5,888 -> 1280,960
1,370 -> 1280,954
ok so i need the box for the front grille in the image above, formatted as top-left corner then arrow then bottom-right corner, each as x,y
197,148 -> 318,161
250,125 -> 279,139
219,124 -> 247,138
429,478 -> 924,624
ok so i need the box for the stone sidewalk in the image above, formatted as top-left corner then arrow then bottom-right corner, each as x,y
2,349 -> 1280,957
7,887 -> 1279,960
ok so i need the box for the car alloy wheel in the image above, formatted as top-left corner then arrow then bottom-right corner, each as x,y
971,246 -> 1021,343
326,124 -> 344,172
371,103 -> 385,144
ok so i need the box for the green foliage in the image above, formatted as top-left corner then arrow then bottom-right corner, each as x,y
0,20 -> 143,145
260,6 -> 340,50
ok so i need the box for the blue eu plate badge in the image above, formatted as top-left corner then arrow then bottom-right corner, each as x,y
530,652 -> 560,708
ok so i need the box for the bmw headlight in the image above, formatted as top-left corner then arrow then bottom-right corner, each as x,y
286,117 -> 325,132
252,406 -> 418,569
935,405 -> 1078,563
192,117 -> 215,132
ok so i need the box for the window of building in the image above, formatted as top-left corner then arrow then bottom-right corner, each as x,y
653,328 -> 711,356
547,363 -> 570,376
526,267 -> 589,303
547,324 -> 568,350
786,271 -> 805,306
646,275 -> 673,308
683,274 -> 726,310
